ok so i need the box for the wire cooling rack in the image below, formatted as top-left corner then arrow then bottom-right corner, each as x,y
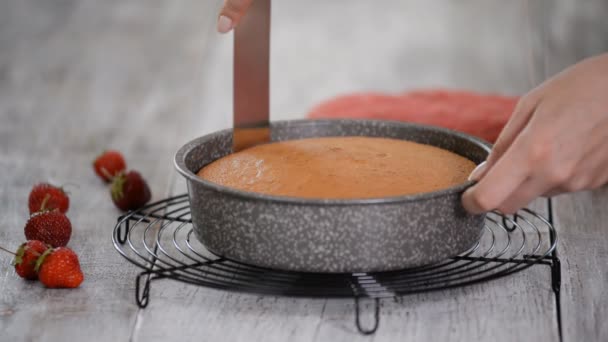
112,194 -> 560,335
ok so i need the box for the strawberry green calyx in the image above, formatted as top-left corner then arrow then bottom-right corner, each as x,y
12,243 -> 27,266
35,248 -> 54,273
111,172 -> 127,201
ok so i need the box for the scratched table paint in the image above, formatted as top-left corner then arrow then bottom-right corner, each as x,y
1,1 -> 607,341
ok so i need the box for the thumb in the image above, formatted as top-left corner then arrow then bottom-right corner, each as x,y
218,0 -> 255,33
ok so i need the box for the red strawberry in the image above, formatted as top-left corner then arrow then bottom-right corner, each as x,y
24,211 -> 72,247
110,170 -> 151,211
93,150 -> 127,182
28,183 -> 70,214
36,247 -> 84,288
12,240 -> 49,280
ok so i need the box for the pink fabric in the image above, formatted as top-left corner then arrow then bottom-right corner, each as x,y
307,89 -> 519,143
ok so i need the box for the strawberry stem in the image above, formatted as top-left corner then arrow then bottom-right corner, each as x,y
0,245 -> 17,256
40,193 -> 51,212
101,167 -> 114,180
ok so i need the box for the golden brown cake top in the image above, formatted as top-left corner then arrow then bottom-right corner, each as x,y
197,137 -> 476,199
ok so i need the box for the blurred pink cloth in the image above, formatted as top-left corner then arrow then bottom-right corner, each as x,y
307,89 -> 519,143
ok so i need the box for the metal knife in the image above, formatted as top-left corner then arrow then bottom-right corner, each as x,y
233,0 -> 271,152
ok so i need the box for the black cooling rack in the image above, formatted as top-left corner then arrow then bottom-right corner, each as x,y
112,194 -> 560,335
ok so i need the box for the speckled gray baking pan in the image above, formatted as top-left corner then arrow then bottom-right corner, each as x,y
175,119 -> 491,273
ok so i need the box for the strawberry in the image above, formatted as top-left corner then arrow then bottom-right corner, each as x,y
28,183 -> 70,214
36,247 -> 84,288
110,170 -> 151,211
12,240 -> 49,280
24,211 -> 72,247
93,150 -> 127,182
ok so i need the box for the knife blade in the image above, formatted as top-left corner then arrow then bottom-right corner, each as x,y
233,0 -> 271,152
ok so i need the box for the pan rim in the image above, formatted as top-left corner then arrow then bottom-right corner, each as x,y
174,118 -> 492,206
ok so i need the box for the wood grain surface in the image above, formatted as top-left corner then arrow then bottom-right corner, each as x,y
1,0 -> 607,341
553,189 -> 608,342
0,0 -> 214,340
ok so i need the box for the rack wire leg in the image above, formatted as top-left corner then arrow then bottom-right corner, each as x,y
117,217 -> 130,244
135,272 -> 152,308
354,297 -> 380,335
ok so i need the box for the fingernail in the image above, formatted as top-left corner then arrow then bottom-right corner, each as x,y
468,161 -> 487,181
217,15 -> 233,34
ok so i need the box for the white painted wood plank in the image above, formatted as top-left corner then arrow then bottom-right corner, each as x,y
133,264 -> 557,342
0,0 -> 215,340
536,1 -> 608,339
541,0 -> 608,77
4,0 -> 607,340
133,1 -> 559,341
552,188 -> 608,341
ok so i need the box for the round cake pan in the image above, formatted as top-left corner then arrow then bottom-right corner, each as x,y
175,119 -> 491,273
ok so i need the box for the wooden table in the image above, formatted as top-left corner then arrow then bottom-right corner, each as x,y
1,1 -> 607,341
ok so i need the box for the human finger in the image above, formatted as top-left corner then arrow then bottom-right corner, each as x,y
470,93 -> 541,181
496,176 -> 553,214
462,129 -> 533,214
218,0 -> 255,33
